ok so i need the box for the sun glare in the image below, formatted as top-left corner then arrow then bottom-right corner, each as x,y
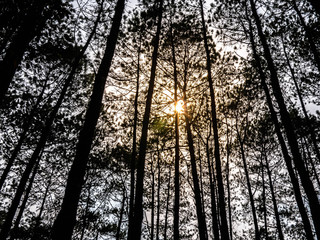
175,100 -> 184,113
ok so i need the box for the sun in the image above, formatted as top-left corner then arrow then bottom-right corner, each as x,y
175,100 -> 184,113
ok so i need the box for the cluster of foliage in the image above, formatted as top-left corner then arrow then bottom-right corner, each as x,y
0,0 -> 319,239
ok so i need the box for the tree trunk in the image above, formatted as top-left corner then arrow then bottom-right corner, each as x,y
183,70 -> 208,240
0,0 -> 55,103
249,0 -> 320,237
156,145 -> 161,240
199,0 -> 229,238
116,189 -> 126,240
51,1 -> 124,238
261,162 -> 268,240
31,167 -> 53,240
264,152 -> 284,240
170,5 -> 180,237
130,0 -> 163,238
204,125 -> 220,240
225,117 -> 233,240
0,5 -> 103,239
0,75 -> 48,190
151,159 -> 155,240
281,34 -> 320,163
245,4 -> 314,239
164,166 -> 171,240
10,152 -> 42,240
236,126 -> 260,240
127,34 -> 141,240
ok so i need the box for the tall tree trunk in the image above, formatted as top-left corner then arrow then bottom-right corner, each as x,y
236,125 -> 260,240
0,75 -> 48,190
280,34 -> 320,163
302,136 -> 320,188
0,0 -> 56,103
249,0 -> 320,237
261,161 -> 268,240
199,0 -> 229,238
31,167 -> 53,240
200,124 -> 219,240
169,4 -> 180,237
183,71 -> 208,240
0,5 -> 104,239
130,0 -> 163,238
225,117 -> 233,240
151,159 -> 155,240
156,145 -> 161,240
51,1 -> 124,238
80,186 -> 91,240
164,166 -> 171,240
116,189 -> 126,240
127,35 -> 141,240
10,151 -> 42,240
264,151 -> 284,240
245,4 -> 314,239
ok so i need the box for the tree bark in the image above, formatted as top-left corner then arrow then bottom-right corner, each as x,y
245,4 -> 314,239
0,75 -> 48,190
127,35 -> 141,240
225,117 -> 233,240
116,189 -> 126,240
0,0 -> 56,103
264,152 -> 284,240
183,69 -> 208,240
156,145 -> 161,240
249,0 -> 320,238
261,162 -> 268,239
151,159 -> 155,240
170,5 -> 180,237
10,152 -> 42,240
130,0 -> 163,238
199,0 -> 229,238
51,1 -> 124,238
280,34 -> 320,163
164,166 -> 171,240
236,124 -> 260,240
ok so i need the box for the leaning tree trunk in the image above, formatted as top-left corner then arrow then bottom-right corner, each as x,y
9,152 -> 42,240
199,0 -> 230,239
249,1 -> 320,238
263,150 -> 284,240
51,0 -> 125,239
0,5 -> 104,239
130,0 -> 163,238
0,0 -> 57,103
280,34 -> 320,163
245,4 -> 314,239
0,75 -> 48,190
